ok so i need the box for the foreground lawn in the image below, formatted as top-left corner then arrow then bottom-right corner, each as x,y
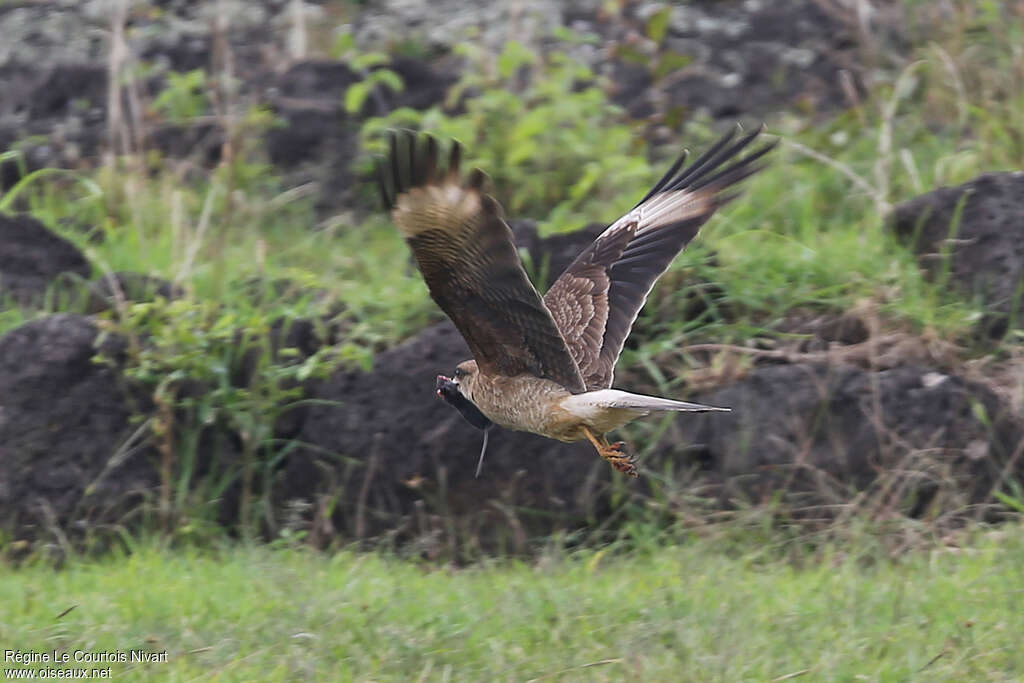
2,529 -> 1023,681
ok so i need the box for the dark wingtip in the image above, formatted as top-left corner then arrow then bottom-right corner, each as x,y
379,130 -> 474,210
636,123 -> 775,207
466,168 -> 488,191
376,157 -> 392,210
448,139 -> 463,181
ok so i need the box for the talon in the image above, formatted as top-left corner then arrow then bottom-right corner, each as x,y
582,427 -> 639,478
609,455 -> 638,477
603,444 -> 638,477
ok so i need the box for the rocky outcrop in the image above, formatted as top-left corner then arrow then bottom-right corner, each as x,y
0,314 -> 156,540
0,213 -> 90,307
889,172 -> 1024,338
673,363 -> 1024,515
280,321 -> 1023,550
4,311 -> 1022,548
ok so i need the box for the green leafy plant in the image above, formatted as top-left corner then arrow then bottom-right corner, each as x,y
332,31 -> 405,116
360,41 -> 653,234
611,6 -> 694,129
151,69 -> 211,123
97,297 -> 340,538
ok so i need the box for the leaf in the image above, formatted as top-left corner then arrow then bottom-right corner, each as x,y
552,25 -> 600,45
970,399 -> 990,427
331,31 -> 356,58
994,490 -> 1024,514
344,82 -> 371,115
351,52 -> 390,70
569,163 -> 603,202
0,168 -> 101,212
497,40 -> 537,79
654,51 -> 693,80
646,6 -> 671,44
586,549 -> 607,574
614,43 -> 649,66
370,69 -> 404,93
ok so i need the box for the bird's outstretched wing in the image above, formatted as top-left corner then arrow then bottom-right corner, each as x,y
544,125 -> 776,390
380,130 -> 586,393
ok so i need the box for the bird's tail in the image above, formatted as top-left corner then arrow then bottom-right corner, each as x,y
563,388 -> 729,417
605,390 -> 729,413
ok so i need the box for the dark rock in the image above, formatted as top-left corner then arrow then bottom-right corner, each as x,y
888,172 -> 1024,338
530,222 -> 606,286
507,218 -> 541,260
265,60 -> 363,213
266,60 -> 361,167
608,59 -> 656,120
284,319 -> 1023,551
773,310 -> 871,352
508,221 -> 614,291
0,314 -> 157,540
387,54 -> 459,111
0,213 -> 91,307
28,63 -> 107,119
0,61 -> 108,181
148,122 -> 224,167
265,56 -> 458,214
668,363 -> 1024,514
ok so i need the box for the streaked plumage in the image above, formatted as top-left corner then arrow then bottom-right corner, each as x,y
379,127 -> 775,476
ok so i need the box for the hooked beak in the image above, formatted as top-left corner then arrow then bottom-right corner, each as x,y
435,374 -> 493,431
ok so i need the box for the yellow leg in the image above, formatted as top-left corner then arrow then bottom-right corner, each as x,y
582,426 -> 638,478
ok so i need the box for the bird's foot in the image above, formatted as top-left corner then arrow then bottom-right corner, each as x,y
601,442 -> 638,478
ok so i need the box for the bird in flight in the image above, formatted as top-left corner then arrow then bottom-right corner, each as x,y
379,126 -> 775,477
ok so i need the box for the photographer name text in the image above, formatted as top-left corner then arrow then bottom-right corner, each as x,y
5,650 -> 168,665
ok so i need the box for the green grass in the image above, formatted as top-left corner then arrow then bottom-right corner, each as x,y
3,528 -> 1023,681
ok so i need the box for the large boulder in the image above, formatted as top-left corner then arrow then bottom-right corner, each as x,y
889,172 -> 1024,337
0,314 -> 156,540
0,213 -> 90,307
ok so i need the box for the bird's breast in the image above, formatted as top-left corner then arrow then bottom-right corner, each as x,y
469,374 -> 579,440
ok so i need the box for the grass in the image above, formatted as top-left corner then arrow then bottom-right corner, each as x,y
3,527 -> 1023,681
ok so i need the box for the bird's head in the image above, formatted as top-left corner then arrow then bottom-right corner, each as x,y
435,360 -> 491,431
451,360 -> 479,398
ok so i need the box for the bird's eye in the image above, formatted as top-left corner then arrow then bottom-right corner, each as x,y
453,367 -> 466,378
